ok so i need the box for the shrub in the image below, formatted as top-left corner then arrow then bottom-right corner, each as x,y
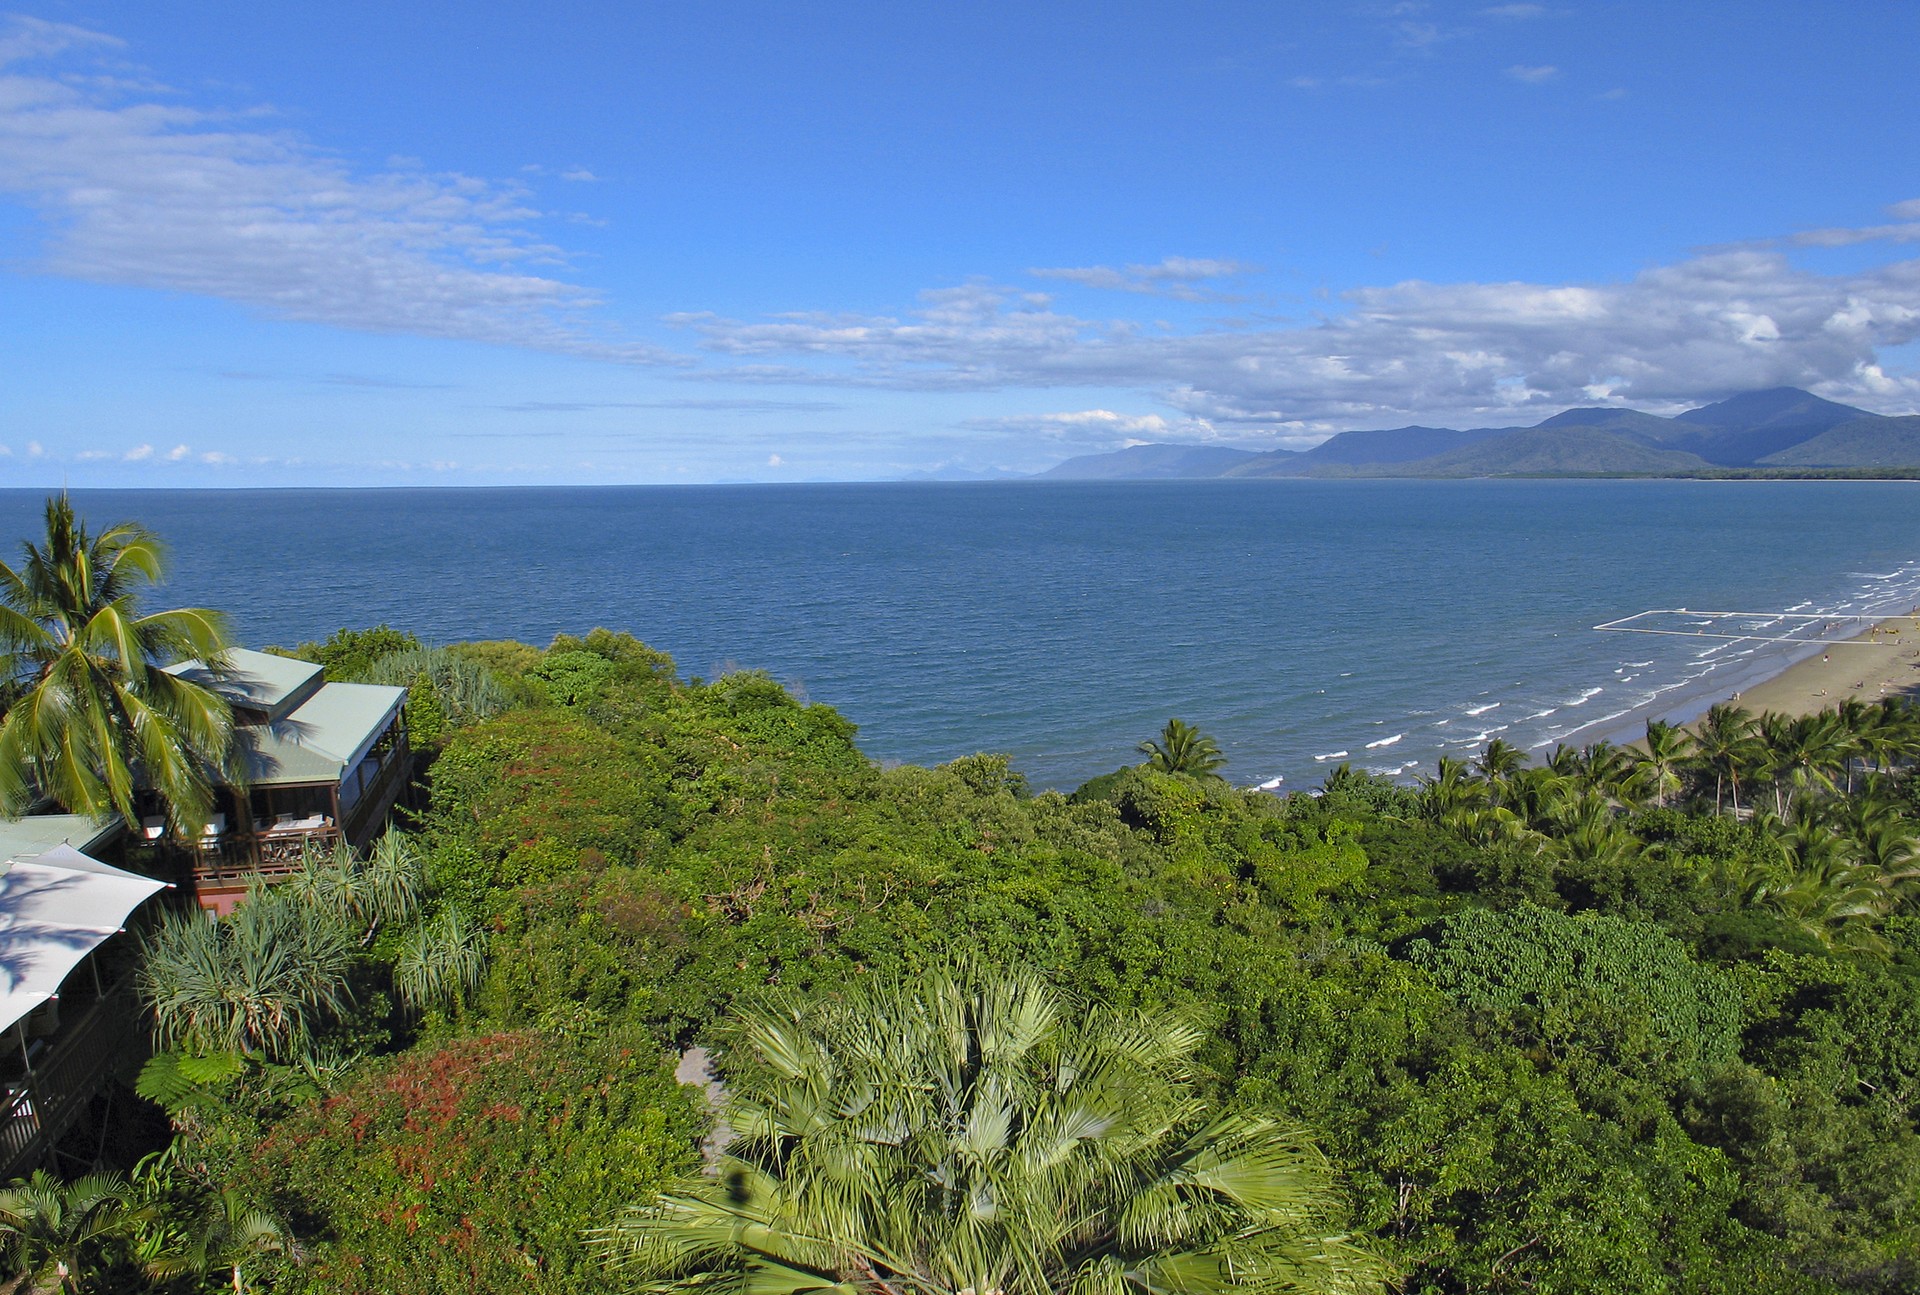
245,1027 -> 704,1294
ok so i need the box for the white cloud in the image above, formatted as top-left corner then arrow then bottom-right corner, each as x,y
1506,64 -> 1559,83
1482,4 -> 1547,17
166,443 -> 190,460
560,167 -> 598,182
766,453 -> 784,467
200,450 -> 233,464
1030,256 -> 1259,301
25,441 -> 42,457
668,222 -> 1920,433
0,17 -> 674,364
123,443 -> 153,461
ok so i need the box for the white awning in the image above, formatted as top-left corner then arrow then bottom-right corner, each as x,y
0,844 -> 168,1036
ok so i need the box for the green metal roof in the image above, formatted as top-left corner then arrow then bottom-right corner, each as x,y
233,681 -> 407,787
0,814 -> 120,865
165,648 -> 323,721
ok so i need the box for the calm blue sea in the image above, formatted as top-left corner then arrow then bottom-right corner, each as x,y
6,481 -> 1920,791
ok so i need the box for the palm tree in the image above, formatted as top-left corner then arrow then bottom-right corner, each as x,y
1473,739 -> 1527,804
599,963 -> 1388,1295
1695,704 -> 1759,816
1137,718 -> 1227,778
0,495 -> 235,834
1634,720 -> 1694,810
0,1170 -> 134,1294
143,1186 -> 285,1295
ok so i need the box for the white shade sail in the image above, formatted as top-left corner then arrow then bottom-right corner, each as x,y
0,844 -> 168,1036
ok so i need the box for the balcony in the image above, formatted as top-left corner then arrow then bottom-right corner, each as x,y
0,979 -> 145,1181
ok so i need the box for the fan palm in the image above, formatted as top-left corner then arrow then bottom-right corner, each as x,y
0,495 -> 235,834
599,963 -> 1387,1295
1137,719 -> 1227,778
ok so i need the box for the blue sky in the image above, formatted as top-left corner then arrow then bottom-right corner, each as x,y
3,1 -> 1919,486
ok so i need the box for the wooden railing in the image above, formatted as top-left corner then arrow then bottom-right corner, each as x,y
0,980 -> 144,1181
191,825 -> 344,884
343,738 -> 413,847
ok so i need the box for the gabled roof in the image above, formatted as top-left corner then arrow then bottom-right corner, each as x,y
165,648 -> 324,722
0,843 -> 168,1035
230,681 -> 408,787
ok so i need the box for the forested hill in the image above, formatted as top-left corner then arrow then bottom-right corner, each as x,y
1035,387 -> 1920,479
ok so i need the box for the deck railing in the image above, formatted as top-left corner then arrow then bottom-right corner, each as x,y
0,980 -> 145,1180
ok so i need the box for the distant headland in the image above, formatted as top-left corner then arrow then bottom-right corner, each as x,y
1018,388 -> 1920,482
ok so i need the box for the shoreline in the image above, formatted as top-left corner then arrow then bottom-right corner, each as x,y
1715,613 -> 1920,719
1589,613 -> 1920,753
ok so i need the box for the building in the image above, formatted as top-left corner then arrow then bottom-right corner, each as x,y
0,816 -> 163,1180
156,649 -> 412,910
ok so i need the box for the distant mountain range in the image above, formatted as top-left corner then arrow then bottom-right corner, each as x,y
1030,388 -> 1920,481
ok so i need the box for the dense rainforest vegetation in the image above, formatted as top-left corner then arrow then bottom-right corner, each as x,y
13,607 -> 1920,1291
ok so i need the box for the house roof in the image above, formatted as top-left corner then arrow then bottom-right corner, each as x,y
0,815 -> 120,865
163,649 -> 406,787
230,681 -> 407,787
165,648 -> 324,722
0,843 -> 168,1036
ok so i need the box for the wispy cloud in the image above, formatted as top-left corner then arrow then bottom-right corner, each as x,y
1482,4 -> 1548,18
0,17 -> 674,364
1506,63 -> 1559,82
489,397 -> 843,413
1029,256 -> 1259,301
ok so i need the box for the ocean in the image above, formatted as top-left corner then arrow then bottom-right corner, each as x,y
6,480 -> 1920,792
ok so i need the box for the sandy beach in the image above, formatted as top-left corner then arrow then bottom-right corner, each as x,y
1718,614 -> 1920,719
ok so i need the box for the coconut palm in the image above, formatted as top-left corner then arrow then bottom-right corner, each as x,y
598,963 -> 1388,1295
0,1170 -> 135,1295
0,495 -> 235,834
1472,739 -> 1527,804
1137,718 -> 1227,778
1420,756 -> 1488,821
1634,720 -> 1694,810
1695,704 -> 1759,816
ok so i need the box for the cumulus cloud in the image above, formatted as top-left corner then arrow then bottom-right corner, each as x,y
0,17 -> 673,363
668,217 -> 1920,433
957,409 -> 1224,448
1031,256 -> 1257,300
